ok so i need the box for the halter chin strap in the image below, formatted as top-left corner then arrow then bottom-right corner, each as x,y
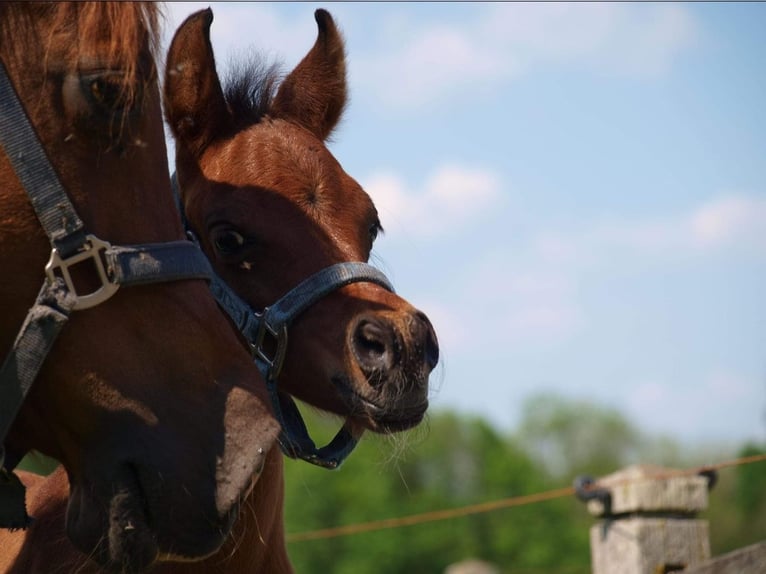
0,60 -> 213,528
172,174 -> 395,469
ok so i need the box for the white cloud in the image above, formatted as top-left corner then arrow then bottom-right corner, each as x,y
364,164 -> 503,239
433,289 -> 584,355
690,195 -> 766,250
475,268 -> 585,346
352,3 -> 698,110
616,193 -> 766,255
432,258 -> 585,353
705,371 -> 752,400
358,23 -> 510,109
415,191 -> 764,356
628,4 -> 697,76
531,193 -> 766,269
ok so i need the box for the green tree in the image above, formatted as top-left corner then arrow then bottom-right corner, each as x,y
735,443 -> 766,521
284,408 -> 591,574
707,442 -> 766,555
516,392 -> 643,480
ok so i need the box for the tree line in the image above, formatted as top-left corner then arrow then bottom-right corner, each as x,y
283,393 -> 766,573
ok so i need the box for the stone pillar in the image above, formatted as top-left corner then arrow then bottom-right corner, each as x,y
581,464 -> 711,574
444,559 -> 500,574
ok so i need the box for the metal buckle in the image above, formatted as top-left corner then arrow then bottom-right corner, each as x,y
251,311 -> 288,381
45,234 -> 120,310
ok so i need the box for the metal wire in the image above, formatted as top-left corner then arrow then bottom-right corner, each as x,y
286,452 -> 766,543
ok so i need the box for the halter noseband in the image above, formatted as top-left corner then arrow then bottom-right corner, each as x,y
172,174 -> 395,470
211,261 -> 393,469
0,61 -> 215,528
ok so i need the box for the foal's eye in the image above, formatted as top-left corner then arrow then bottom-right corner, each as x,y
212,229 -> 246,255
369,222 -> 382,244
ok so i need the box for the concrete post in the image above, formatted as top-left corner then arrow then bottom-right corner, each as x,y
582,464 -> 711,574
444,559 -> 500,574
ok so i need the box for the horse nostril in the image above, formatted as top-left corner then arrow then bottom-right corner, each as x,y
415,311 -> 439,371
425,329 -> 439,371
352,318 -> 395,377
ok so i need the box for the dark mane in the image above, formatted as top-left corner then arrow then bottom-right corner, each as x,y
222,54 -> 283,129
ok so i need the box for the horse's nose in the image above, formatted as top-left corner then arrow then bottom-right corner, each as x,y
352,316 -> 397,379
352,311 -> 439,385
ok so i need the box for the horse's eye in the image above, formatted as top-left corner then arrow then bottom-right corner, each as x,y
89,77 -> 122,108
81,72 -> 130,111
369,222 -> 381,244
62,69 -> 140,148
213,230 -> 246,255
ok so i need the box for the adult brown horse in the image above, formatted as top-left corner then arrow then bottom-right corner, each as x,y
0,7 -> 439,573
0,3 -> 278,573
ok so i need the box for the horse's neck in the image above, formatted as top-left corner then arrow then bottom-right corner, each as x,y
166,448 -> 291,573
1,450 -> 292,574
193,448 -> 292,574
153,447 -> 292,573
0,468 -> 99,574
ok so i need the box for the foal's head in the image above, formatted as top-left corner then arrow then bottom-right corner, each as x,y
166,9 -> 439,439
0,4 -> 277,570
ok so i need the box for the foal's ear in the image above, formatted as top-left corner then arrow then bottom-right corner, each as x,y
164,8 -> 228,157
271,9 -> 347,141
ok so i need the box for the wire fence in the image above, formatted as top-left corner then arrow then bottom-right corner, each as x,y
286,451 -> 766,543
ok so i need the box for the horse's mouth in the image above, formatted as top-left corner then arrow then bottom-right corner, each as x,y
67,465 -> 158,574
331,376 -> 428,433
104,467 -> 158,572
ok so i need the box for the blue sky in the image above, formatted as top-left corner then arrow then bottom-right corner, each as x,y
162,3 -> 766,446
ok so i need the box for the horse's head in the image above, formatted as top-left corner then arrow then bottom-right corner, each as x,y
165,9 -> 439,442
0,4 -> 278,570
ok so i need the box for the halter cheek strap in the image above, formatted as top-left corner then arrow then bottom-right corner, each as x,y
0,60 -> 214,528
210,260 -> 394,469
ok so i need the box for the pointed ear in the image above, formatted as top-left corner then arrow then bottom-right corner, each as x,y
164,8 -> 229,157
271,9 -> 347,141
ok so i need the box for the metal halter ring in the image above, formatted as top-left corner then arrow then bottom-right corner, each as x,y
45,234 -> 119,310
251,311 -> 288,382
